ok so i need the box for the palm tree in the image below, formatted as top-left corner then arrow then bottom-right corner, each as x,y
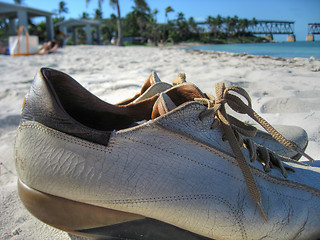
206,16 -> 215,36
226,15 -> 238,36
86,0 -> 123,46
86,0 -> 104,11
188,17 -> 199,39
165,6 -> 174,23
14,0 -> 23,4
164,6 -> 174,41
131,0 -> 150,41
58,1 -> 68,17
150,8 -> 159,44
94,9 -> 103,20
175,12 -> 189,42
134,0 -> 150,13
110,0 -> 123,46
81,12 -> 90,19
215,15 -> 223,34
152,8 -> 158,22
238,18 -> 249,36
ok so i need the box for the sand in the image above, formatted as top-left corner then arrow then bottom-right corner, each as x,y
0,45 -> 320,239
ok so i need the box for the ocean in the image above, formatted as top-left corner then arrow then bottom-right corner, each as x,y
186,41 -> 320,59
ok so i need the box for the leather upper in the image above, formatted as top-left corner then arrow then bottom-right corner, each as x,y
15,68 -> 320,240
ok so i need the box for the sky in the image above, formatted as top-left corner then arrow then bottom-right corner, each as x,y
2,0 -> 320,41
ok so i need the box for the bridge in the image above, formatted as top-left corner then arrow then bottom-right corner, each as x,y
307,23 -> 320,41
196,20 -> 296,42
247,20 -> 294,34
246,20 -> 295,41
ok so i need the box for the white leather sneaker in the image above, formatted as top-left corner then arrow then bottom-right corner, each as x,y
15,68 -> 319,240
120,71 -> 309,160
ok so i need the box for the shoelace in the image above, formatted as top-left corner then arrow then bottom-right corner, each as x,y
195,82 -> 315,221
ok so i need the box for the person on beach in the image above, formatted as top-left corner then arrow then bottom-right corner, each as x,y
0,41 -> 10,55
55,30 -> 66,48
38,40 -> 59,55
1,40 -> 58,56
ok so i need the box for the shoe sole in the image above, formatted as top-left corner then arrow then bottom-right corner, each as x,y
18,179 -> 212,240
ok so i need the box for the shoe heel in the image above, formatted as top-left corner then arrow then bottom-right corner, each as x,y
17,179 -> 144,238
18,180 -> 213,240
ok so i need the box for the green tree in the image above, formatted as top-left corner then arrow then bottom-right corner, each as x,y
58,1 -> 68,17
165,6 -> 174,23
144,8 -> 159,44
14,0 -> 23,4
86,0 -> 104,11
123,11 -> 139,37
175,12 -> 190,42
151,8 -> 159,44
250,17 -> 257,30
134,0 -> 150,13
238,18 -> 249,36
131,0 -> 150,40
0,19 -> 9,43
152,8 -> 158,21
226,15 -> 239,36
101,13 -> 117,43
207,15 -> 224,39
109,0 -> 123,46
87,0 -> 123,46
163,6 -> 174,41
216,14 -> 223,31
81,12 -> 90,19
188,17 -> 199,40
94,9 -> 103,19
167,12 -> 190,43
206,16 -> 216,37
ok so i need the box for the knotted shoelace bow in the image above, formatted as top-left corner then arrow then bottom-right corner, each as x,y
195,82 -> 314,221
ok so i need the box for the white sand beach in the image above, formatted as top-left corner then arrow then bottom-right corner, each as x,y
1,45 -> 320,239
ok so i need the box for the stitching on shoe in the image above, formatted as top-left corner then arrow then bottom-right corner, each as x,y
121,133 -> 316,201
164,124 -> 320,199
19,121 -> 112,154
19,122 -> 248,238
121,134 -> 241,182
151,124 -> 320,199
19,121 -> 320,199
90,194 -> 247,240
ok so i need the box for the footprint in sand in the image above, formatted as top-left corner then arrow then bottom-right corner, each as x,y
261,97 -> 320,113
0,115 -> 21,128
294,90 -> 320,99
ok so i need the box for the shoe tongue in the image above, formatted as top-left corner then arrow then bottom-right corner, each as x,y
151,83 -> 206,119
117,72 -> 165,105
140,71 -> 161,94
151,93 -> 177,119
133,72 -> 172,103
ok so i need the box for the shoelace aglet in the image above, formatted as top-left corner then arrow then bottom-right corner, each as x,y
296,148 -> 315,163
257,201 -> 268,222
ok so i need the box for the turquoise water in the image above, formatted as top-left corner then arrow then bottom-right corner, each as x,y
186,41 -> 320,59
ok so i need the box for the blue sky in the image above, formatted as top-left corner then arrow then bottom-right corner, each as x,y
2,0 -> 320,41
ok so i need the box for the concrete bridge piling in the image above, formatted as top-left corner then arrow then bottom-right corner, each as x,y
307,23 -> 319,41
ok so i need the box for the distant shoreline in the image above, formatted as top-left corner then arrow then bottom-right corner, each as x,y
180,41 -> 320,60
